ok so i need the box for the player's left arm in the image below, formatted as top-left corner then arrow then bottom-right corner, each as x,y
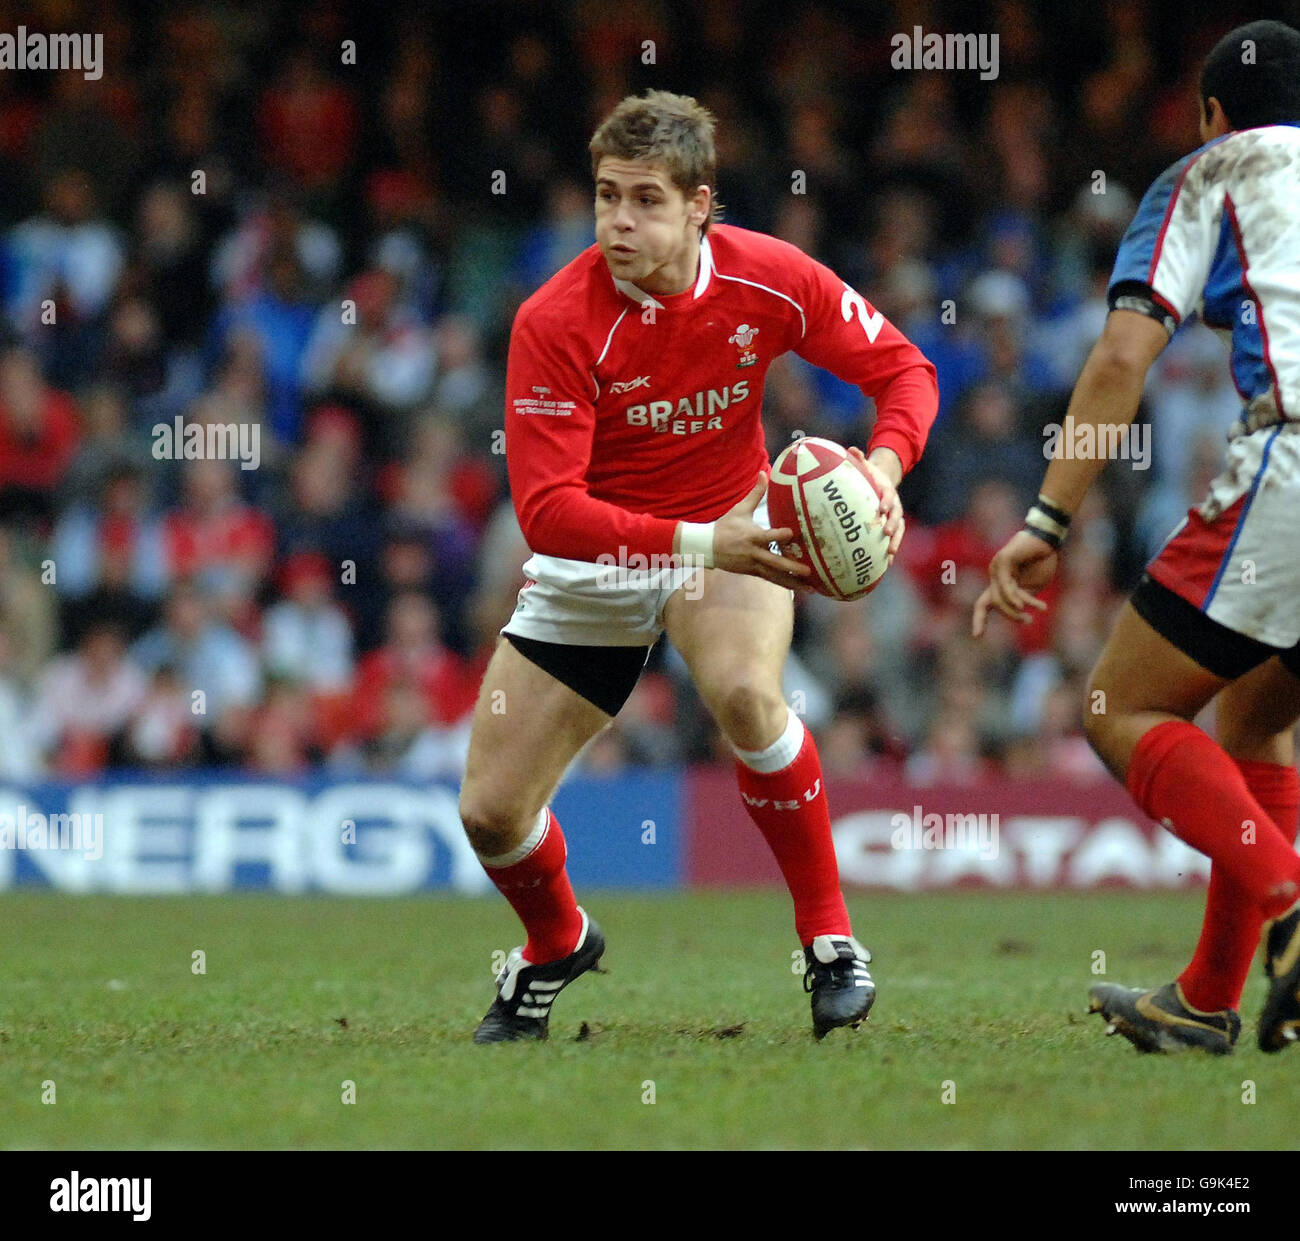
792,255 -> 940,555
1039,310 -> 1169,514
973,149 -> 1223,636
972,150 -> 1222,639
972,310 -> 1168,633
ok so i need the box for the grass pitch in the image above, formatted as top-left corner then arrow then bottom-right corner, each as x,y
0,889 -> 1292,1150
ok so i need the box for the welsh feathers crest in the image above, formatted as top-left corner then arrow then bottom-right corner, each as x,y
729,323 -> 758,347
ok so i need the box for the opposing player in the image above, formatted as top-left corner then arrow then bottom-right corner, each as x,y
459,91 -> 938,1041
974,21 -> 1300,1054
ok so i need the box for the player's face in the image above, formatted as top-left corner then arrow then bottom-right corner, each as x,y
594,159 -> 709,294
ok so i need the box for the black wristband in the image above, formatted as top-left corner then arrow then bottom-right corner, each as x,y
1111,292 -> 1178,337
1034,495 -> 1071,529
1023,519 -> 1063,550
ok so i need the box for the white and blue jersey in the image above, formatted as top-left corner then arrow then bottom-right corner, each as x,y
1113,124 -> 1300,651
1110,123 -> 1300,429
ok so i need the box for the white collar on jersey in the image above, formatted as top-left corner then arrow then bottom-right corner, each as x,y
611,234 -> 714,309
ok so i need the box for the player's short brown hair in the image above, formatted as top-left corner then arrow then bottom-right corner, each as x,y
588,90 -> 723,232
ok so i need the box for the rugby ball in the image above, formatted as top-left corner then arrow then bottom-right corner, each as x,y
768,437 -> 891,600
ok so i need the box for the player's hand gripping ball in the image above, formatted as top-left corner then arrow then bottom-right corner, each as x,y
768,437 -> 892,600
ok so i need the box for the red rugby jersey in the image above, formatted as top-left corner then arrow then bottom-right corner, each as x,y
505,223 -> 938,561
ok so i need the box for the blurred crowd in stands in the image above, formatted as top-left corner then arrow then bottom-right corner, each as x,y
0,0 -> 1266,781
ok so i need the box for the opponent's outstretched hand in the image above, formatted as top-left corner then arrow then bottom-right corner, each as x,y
972,529 -> 1057,636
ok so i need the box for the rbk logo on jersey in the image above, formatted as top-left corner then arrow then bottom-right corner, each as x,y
609,375 -> 651,394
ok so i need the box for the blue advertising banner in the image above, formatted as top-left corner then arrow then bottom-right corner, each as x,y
0,771 -> 686,893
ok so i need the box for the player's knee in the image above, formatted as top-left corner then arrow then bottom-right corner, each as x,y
712,677 -> 788,751
1218,721 -> 1291,765
458,792 -> 526,858
1215,712 -> 1254,758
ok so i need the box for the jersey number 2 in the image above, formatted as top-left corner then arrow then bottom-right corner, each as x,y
841,284 -> 884,342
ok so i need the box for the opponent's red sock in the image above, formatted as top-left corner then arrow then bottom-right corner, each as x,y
1178,760 -> 1300,1012
1127,721 -> 1300,920
735,710 -> 851,945
477,808 -> 584,964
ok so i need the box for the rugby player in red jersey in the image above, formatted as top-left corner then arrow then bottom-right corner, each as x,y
461,91 -> 937,1042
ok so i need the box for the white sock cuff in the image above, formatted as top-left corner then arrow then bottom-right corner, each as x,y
734,708 -> 806,774
477,807 -> 550,868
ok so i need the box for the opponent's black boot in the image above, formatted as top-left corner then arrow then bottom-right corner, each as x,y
1088,981 -> 1239,1054
1259,902 -> 1300,1053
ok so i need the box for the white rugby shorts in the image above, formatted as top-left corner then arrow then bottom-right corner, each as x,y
1147,421 -> 1300,648
502,501 -> 773,646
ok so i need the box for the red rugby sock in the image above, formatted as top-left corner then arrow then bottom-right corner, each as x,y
735,713 -> 851,944
1178,760 -> 1300,1012
478,808 -> 584,964
1127,721 -> 1300,921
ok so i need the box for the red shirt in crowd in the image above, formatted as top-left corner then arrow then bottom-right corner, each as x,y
0,389 -> 80,490
351,646 -> 480,736
163,503 -> 274,581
